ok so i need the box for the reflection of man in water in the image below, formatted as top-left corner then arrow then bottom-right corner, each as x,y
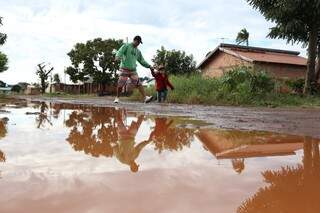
113,110 -> 151,173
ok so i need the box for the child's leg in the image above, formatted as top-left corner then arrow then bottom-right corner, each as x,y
163,90 -> 168,102
157,91 -> 162,103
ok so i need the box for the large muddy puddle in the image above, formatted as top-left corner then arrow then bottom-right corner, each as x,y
0,101 -> 319,213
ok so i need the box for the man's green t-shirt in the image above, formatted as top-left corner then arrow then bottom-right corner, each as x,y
116,43 -> 151,71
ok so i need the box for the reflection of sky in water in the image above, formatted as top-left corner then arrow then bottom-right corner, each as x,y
0,102 -> 316,213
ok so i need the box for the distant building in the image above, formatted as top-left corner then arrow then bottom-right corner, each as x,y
0,87 -> 12,95
197,43 -> 307,79
17,82 -> 30,91
25,85 -> 40,95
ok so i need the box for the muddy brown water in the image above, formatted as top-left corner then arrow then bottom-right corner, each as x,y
0,100 -> 320,213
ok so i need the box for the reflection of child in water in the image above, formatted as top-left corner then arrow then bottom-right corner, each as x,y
113,110 -> 151,173
149,118 -> 173,141
232,158 -> 245,174
149,118 -> 180,154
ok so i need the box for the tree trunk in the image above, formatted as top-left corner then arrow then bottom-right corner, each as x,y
315,43 -> 320,83
304,27 -> 318,95
41,79 -> 45,94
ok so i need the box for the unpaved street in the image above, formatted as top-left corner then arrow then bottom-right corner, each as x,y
16,96 -> 320,138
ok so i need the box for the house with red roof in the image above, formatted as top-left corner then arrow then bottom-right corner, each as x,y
197,43 -> 307,79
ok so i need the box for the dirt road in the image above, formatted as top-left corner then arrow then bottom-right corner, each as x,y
17,95 -> 320,138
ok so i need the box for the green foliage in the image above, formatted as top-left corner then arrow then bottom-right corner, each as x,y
236,28 -> 250,46
0,52 -> 8,73
220,67 -> 275,98
0,17 -> 8,73
0,17 -> 7,46
246,0 -> 320,94
286,78 -> 305,93
152,46 -> 197,75
53,73 -> 61,84
131,67 -> 320,107
11,84 -> 22,93
66,38 -> 123,85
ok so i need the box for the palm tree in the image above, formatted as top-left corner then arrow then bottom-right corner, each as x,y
236,28 -> 250,46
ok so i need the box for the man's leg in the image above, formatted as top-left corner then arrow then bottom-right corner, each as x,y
114,75 -> 128,103
131,74 -> 152,103
116,85 -> 122,98
137,85 -> 146,98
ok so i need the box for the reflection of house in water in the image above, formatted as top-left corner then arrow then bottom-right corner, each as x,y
196,129 -> 315,160
238,140 -> 320,213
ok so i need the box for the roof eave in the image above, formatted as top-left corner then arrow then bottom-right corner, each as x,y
197,46 -> 254,69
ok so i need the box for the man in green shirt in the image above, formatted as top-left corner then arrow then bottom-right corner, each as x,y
114,35 -> 153,103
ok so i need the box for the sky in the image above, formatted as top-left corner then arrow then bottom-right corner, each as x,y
0,0 -> 307,85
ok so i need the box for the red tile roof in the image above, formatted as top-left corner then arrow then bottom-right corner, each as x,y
227,48 -> 307,66
197,43 -> 307,69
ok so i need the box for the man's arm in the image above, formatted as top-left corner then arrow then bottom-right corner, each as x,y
115,44 -> 127,61
137,50 -> 151,68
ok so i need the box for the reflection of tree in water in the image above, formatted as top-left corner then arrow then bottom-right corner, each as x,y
0,118 -> 8,178
33,102 -> 52,129
65,107 -> 118,158
238,140 -> 320,213
0,118 -> 8,139
232,158 -> 245,174
150,118 -> 194,154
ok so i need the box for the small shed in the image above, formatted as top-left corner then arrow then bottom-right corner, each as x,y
197,43 -> 307,79
25,85 -> 41,95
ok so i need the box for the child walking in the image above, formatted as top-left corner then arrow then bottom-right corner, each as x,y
151,65 -> 174,102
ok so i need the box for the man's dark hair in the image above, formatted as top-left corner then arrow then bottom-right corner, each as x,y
133,35 -> 143,44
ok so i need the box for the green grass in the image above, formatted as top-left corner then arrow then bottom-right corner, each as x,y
42,92 -> 97,99
130,67 -> 320,108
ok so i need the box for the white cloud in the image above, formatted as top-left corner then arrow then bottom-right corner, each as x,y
0,0 -> 306,84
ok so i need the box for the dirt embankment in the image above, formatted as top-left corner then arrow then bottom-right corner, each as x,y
17,95 -> 320,138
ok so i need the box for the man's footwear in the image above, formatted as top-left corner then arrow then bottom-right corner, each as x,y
114,97 -> 120,104
144,96 -> 153,103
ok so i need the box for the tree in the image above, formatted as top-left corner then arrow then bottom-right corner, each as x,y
36,63 -> 54,94
238,140 -> 320,213
316,41 -> 320,81
66,38 -> 123,91
246,0 -> 320,95
11,84 -> 22,93
53,73 -> 61,84
236,28 -> 250,46
0,80 -> 5,87
0,17 -> 8,73
152,46 -> 197,75
0,17 -> 7,46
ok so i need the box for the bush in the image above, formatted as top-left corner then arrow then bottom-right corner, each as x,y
220,66 -> 275,95
11,84 -> 22,93
285,78 -> 305,94
129,66 -> 320,107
